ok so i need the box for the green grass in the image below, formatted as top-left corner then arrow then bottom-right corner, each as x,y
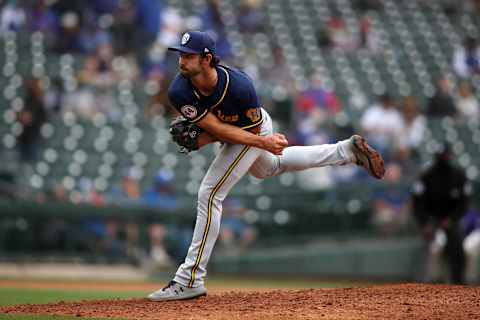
0,288 -> 139,320
0,316 -> 113,320
0,287 -> 145,306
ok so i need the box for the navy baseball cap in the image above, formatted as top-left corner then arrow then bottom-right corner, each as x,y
168,31 -> 216,55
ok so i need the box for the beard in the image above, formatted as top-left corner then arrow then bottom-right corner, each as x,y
179,66 -> 201,78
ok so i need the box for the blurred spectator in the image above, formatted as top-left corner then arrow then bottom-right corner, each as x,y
462,206 -> 480,284
43,77 -> 65,114
210,31 -> 232,62
107,167 -> 142,206
156,7 -> 183,48
412,145 -> 470,284
145,73 -> 173,118
358,13 -> 380,53
75,177 -> 105,206
78,42 -> 117,88
134,0 -> 161,65
262,46 -> 294,90
81,217 -> 126,259
29,0 -> 58,33
149,7 -> 184,77
422,205 -> 480,285
258,46 -> 295,125
326,13 -> 355,50
0,0 -> 26,33
199,1 -> 232,61
455,80 -> 479,119
119,169 -> 141,201
17,78 -> 47,163
426,76 -> 457,118
73,42 -> 120,120
81,218 -> 107,252
163,224 -> 193,264
453,37 -> 480,78
360,93 -> 403,160
47,182 -> 69,202
219,198 -> 256,251
396,96 -> 426,161
295,74 -> 340,145
135,0 -> 161,45
358,14 -> 371,49
237,0 -> 265,34
53,11 -> 83,53
110,0 -> 137,55
102,218 -> 126,259
354,0 -> 384,11
201,0 -> 224,34
125,221 -> 143,265
148,223 -> 173,267
371,163 -> 411,236
141,170 -> 177,210
316,26 -> 332,49
77,17 -> 111,54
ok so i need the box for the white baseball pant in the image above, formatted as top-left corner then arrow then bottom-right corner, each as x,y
174,108 -> 355,287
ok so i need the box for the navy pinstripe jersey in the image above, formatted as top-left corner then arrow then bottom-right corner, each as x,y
167,65 -> 264,130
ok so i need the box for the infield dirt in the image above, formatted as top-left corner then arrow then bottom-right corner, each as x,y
1,283 -> 480,320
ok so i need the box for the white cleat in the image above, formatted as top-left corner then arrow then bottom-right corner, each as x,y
147,281 -> 207,301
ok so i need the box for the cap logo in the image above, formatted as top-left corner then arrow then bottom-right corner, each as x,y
181,33 -> 190,45
204,48 -> 210,53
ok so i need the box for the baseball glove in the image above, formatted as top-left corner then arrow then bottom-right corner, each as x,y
169,116 -> 203,154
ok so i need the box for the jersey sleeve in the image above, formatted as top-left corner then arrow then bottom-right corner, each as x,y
167,80 -> 209,123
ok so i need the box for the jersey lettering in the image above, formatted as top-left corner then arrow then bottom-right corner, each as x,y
216,110 -> 239,122
246,108 -> 261,123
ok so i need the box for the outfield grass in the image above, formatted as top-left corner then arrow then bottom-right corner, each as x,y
0,287 -> 145,306
0,316 -> 115,320
0,287 -> 138,320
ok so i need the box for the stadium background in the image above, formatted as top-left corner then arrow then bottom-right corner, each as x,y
0,0 -> 480,291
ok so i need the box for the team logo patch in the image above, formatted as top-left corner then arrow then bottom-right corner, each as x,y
181,33 -> 190,45
181,105 -> 197,119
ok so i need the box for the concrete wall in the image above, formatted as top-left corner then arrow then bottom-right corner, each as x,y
211,237 -> 423,281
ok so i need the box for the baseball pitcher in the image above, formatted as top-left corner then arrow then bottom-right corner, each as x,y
148,31 -> 385,301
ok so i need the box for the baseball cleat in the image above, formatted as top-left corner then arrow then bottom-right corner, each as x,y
147,281 -> 207,301
350,135 -> 385,179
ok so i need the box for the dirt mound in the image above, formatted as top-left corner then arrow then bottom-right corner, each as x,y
1,284 -> 479,320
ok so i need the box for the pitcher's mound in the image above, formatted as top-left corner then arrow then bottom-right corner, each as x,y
1,284 -> 479,320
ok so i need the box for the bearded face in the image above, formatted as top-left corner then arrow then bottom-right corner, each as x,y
178,53 -> 204,78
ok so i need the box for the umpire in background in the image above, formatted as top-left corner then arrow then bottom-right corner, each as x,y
412,144 -> 470,284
